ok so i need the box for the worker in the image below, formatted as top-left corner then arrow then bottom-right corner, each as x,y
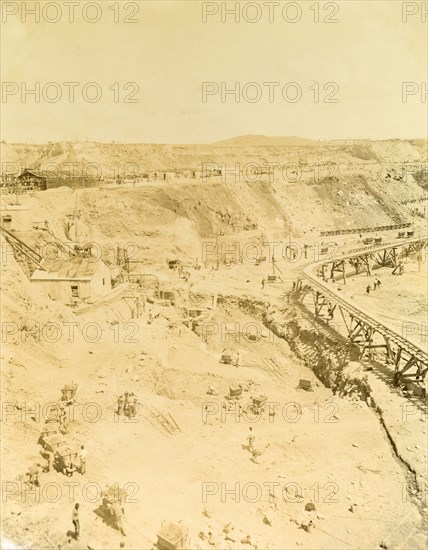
251,443 -> 270,464
366,285 -> 371,294
72,503 -> 80,541
64,458 -> 75,477
40,448 -> 54,473
111,500 -> 126,536
79,445 -> 88,474
247,427 -> 255,453
261,279 -> 265,289
59,419 -> 69,435
126,398 -> 137,418
117,395 -> 124,416
235,352 -> 241,368
59,405 -> 67,423
376,278 -> 382,288
27,463 -> 42,488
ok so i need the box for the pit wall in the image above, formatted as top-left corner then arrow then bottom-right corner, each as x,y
263,304 -> 373,404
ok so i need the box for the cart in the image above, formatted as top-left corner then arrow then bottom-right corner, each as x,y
220,351 -> 233,365
298,379 -> 313,391
40,433 -> 65,453
226,384 -> 243,400
54,442 -> 80,475
44,402 -> 65,423
38,422 -> 61,445
157,522 -> 189,550
61,383 -> 78,405
250,394 -> 268,414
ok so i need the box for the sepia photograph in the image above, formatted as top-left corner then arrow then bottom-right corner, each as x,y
0,1 -> 427,549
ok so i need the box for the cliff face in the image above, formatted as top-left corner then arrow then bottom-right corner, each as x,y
1,138 -> 426,266
1,138 -> 427,175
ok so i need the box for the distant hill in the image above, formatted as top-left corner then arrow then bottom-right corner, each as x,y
212,135 -> 320,147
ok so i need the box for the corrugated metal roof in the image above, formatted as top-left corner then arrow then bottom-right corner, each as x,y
31,257 -> 105,281
19,169 -> 61,180
19,169 -> 98,181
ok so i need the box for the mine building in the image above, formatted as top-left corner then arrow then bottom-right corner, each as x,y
17,169 -> 100,190
30,257 -> 112,303
0,204 -> 32,231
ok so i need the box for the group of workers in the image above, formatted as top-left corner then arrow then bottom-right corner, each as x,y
116,392 -> 139,418
70,501 -> 127,544
366,278 -> 382,294
28,444 -> 88,485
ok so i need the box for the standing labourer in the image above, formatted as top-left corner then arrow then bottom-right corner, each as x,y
130,397 -> 138,418
117,395 -> 124,416
40,448 -> 54,472
261,279 -> 265,289
59,418 -> 69,435
79,445 -> 88,474
366,285 -> 371,295
59,405 -> 67,423
123,392 -> 129,416
27,463 -> 42,488
247,427 -> 255,453
72,503 -> 80,541
111,500 -> 126,536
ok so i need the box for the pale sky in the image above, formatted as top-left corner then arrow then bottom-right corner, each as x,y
1,0 -> 427,143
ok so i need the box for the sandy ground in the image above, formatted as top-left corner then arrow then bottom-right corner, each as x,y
331,263 -> 427,351
2,257 -> 427,550
1,186 -> 427,549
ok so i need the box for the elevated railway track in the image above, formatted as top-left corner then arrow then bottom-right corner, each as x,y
294,236 -> 428,387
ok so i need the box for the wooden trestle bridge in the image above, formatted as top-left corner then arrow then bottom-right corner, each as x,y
293,236 -> 428,386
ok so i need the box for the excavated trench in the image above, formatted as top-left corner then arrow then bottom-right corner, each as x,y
217,292 -> 427,511
263,300 -> 373,402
